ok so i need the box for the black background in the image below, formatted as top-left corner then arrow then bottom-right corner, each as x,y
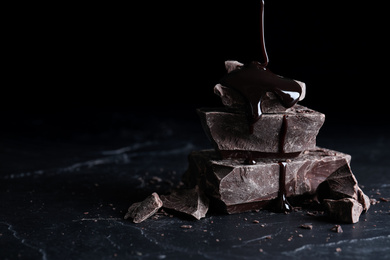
3,2 -> 388,132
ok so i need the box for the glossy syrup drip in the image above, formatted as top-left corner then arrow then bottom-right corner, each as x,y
230,2 -> 295,210
275,161 -> 292,212
258,0 -> 268,68
274,115 -> 293,212
279,115 -> 288,153
219,1 -> 302,133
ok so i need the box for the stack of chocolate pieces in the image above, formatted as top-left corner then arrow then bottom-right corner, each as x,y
125,1 -> 370,224
124,60 -> 370,224
181,60 -> 370,223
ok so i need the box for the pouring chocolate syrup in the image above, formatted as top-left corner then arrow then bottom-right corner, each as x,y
219,0 -> 302,134
219,1 -> 296,212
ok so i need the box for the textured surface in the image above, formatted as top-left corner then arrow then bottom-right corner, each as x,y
161,187 -> 209,220
0,110 -> 389,259
124,192 -> 163,223
183,148 -> 350,213
198,105 -> 325,154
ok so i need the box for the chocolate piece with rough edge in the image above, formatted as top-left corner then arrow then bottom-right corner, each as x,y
215,62 -> 306,117
316,163 -> 370,213
182,148 -> 350,214
214,84 -> 295,114
219,61 -> 303,130
316,163 -> 359,202
124,192 -> 163,223
323,198 -> 363,224
357,187 -> 371,212
197,105 -> 324,156
160,186 -> 209,220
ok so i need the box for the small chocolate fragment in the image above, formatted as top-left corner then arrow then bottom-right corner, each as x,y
316,163 -> 359,202
161,186 -> 209,220
357,187 -> 371,212
214,84 -> 292,114
124,192 -> 163,223
299,224 -> 313,230
180,225 -> 192,229
219,61 -> 303,129
331,225 -> 343,233
323,198 -> 363,224
198,105 -> 325,155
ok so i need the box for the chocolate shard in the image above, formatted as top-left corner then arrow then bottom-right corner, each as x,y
316,163 -> 358,202
124,192 -> 163,223
215,60 -> 306,113
357,187 -> 371,212
330,225 -> 343,233
214,84 -> 246,110
160,186 -> 209,220
214,84 -> 292,113
198,105 -> 325,155
224,60 -> 243,73
218,60 -> 306,113
182,148 -> 350,214
323,198 -> 363,224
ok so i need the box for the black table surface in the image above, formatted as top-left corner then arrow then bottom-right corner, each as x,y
1,108 -> 389,260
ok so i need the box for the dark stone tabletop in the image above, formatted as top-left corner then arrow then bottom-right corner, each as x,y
1,108 -> 389,260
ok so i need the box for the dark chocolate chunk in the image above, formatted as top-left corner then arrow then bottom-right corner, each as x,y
182,148 -> 350,214
124,192 -> 163,223
315,163 -> 371,222
160,186 -> 209,220
219,61 -> 303,130
316,163 -> 359,202
214,83 -> 295,114
197,105 -> 324,155
331,225 -> 343,233
323,198 -> 363,224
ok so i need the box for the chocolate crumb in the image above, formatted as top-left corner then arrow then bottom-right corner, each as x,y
124,193 -> 163,223
379,197 -> 389,202
331,225 -> 343,233
306,211 -> 317,216
180,225 -> 192,229
253,220 -> 260,224
299,224 -> 313,230
370,198 -> 378,205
